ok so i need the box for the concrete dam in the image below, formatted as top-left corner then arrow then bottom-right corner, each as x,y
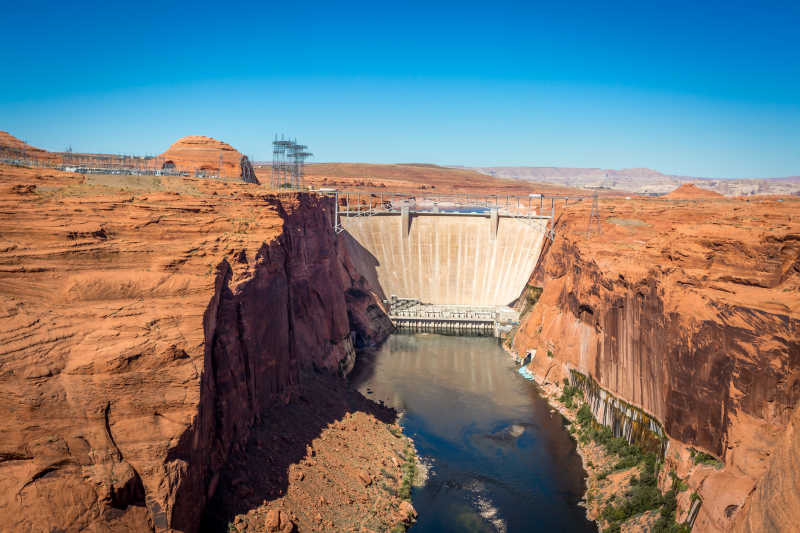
340,208 -> 549,332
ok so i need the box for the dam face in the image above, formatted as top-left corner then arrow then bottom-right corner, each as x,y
341,212 -> 548,307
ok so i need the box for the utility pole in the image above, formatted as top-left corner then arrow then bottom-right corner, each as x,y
587,192 -> 601,235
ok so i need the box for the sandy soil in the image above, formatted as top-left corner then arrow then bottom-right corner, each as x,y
204,373 -> 419,533
267,162 -> 611,197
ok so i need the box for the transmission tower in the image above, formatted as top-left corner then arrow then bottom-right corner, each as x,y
587,192 -> 601,235
272,135 -> 312,189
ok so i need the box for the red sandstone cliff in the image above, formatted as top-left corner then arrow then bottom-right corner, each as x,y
0,131 -> 60,162
0,164 -> 389,532
512,196 -> 800,532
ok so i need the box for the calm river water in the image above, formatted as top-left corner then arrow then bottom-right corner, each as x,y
350,333 -> 596,533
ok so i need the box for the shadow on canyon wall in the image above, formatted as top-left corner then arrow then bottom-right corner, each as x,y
199,371 -> 397,532
339,229 -> 386,303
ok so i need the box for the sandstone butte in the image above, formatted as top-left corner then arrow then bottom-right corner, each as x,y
511,191 -> 800,532
664,183 -> 725,199
159,136 -> 256,181
0,163 -> 399,532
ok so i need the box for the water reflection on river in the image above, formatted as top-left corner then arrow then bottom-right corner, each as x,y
350,333 -> 597,533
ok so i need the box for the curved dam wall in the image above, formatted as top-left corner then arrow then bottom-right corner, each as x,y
341,213 -> 548,306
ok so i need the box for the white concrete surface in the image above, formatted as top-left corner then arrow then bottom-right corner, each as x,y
341,213 -> 547,306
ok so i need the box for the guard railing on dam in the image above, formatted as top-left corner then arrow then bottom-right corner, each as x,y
317,188 -> 580,227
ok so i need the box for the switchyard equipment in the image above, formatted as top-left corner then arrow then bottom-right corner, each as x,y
271,135 -> 313,190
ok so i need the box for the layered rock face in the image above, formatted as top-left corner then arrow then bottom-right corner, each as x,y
0,164 -> 389,532
159,136 -> 250,180
512,196 -> 800,532
0,130 -> 60,162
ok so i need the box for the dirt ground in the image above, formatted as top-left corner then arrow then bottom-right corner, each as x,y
202,373 -> 419,533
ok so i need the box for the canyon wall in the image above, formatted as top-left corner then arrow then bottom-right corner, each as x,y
0,165 -> 390,532
341,213 -> 547,306
512,197 -> 800,532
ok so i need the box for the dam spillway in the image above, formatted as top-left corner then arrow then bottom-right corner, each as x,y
340,210 -> 548,307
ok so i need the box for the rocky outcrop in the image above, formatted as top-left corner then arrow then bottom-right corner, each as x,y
512,196 -> 800,531
240,156 -> 259,184
731,401 -> 800,532
159,136 -> 248,179
0,130 -> 60,163
0,164 -> 390,532
664,183 -> 724,199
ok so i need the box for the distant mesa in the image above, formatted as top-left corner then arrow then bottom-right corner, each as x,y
664,183 -> 724,199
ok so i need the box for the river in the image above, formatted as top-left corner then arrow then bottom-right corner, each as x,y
350,333 -> 597,533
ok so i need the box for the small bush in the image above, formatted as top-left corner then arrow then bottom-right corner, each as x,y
689,448 -> 723,468
526,286 -> 543,305
576,404 -> 593,426
652,488 -> 691,532
398,443 -> 417,500
600,454 -> 662,531
381,482 -> 397,496
558,383 -> 583,408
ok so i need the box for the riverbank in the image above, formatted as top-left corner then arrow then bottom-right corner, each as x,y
503,345 -> 660,532
202,373 -> 419,532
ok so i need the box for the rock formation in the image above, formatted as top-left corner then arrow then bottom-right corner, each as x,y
512,195 -> 800,531
664,183 -> 724,199
0,164 -> 391,532
0,131 -> 60,163
158,135 -> 249,179
240,155 -> 259,184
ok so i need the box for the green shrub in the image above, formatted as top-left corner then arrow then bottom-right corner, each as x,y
669,471 -> 689,492
525,286 -> 543,306
558,383 -> 583,408
576,404 -> 593,426
598,451 -> 664,530
689,448 -> 723,468
398,443 -> 417,500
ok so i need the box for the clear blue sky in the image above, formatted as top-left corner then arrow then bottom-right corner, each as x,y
1,0 -> 799,178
